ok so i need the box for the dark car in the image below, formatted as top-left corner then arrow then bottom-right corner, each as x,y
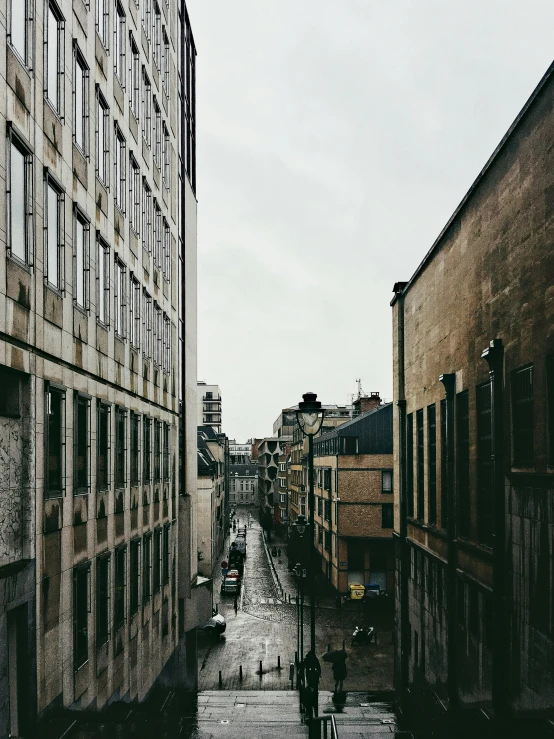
197,611 -> 226,639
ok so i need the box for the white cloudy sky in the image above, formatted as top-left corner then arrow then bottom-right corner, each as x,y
186,0 -> 554,442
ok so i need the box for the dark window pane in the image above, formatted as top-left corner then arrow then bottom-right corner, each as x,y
73,566 -> 89,667
46,388 -> 63,496
456,392 -> 470,537
115,407 -> 126,488
440,399 -> 447,530
416,409 -> 424,520
476,382 -> 493,546
130,412 -> 140,485
143,417 -> 151,482
143,534 -> 151,603
153,529 -> 161,593
548,356 -> 554,466
407,414 -> 414,517
96,555 -> 110,647
427,404 -> 436,525
97,404 -> 109,491
382,503 -> 393,528
114,546 -> 125,630
512,365 -> 534,467
130,539 -> 140,614
75,397 -> 88,491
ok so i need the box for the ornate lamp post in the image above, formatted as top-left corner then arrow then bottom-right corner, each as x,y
295,392 -> 325,718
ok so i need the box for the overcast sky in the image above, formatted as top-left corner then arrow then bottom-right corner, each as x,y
186,0 -> 554,442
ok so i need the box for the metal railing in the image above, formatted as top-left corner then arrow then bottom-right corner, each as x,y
308,714 -> 339,739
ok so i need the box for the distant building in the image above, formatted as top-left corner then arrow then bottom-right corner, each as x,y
392,61 -> 554,727
229,464 -> 258,507
197,427 -> 228,576
229,440 -> 252,465
257,438 -> 288,526
197,382 -> 222,432
273,408 -> 298,438
313,402 -> 394,595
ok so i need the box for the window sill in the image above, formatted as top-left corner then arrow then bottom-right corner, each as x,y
73,302 -> 88,317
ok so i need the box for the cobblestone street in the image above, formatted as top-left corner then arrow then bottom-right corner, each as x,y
197,516 -> 393,693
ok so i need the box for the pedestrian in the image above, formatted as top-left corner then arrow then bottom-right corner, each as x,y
332,657 -> 347,694
233,596 -> 238,615
303,650 -> 321,720
336,594 -> 342,609
277,548 -> 281,557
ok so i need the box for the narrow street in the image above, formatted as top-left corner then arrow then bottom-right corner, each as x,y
197,515 -> 394,694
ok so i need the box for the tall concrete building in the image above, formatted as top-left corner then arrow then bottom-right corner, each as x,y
197,381 -> 222,432
392,62 -> 554,730
0,0 -> 207,732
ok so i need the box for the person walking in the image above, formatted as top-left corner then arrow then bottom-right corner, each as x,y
233,596 -> 238,615
303,650 -> 321,720
332,655 -> 347,694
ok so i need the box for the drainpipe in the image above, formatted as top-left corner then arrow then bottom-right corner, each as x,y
439,373 -> 457,710
393,285 -> 410,709
481,338 -> 507,719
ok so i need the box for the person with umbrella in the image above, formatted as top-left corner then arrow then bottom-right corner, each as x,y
322,649 -> 348,694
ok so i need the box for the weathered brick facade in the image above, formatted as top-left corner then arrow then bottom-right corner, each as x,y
392,60 -> 554,726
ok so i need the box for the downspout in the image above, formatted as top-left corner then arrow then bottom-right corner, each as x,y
439,372 -> 457,709
393,285 -> 410,710
481,338 -> 507,719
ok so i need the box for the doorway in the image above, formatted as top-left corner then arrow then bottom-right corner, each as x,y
8,604 -> 29,737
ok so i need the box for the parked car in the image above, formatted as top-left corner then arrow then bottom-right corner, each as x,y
221,576 -> 241,594
197,611 -> 226,639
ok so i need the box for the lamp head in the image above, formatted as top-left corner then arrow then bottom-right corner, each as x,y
295,392 -> 325,436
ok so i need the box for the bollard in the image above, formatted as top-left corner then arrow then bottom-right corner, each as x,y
219,671 -> 222,689
295,650 -> 298,666
289,662 -> 295,688
342,639 -> 345,651
239,665 -> 243,681
328,642 -> 331,653
278,655 -> 281,670
259,660 -> 263,676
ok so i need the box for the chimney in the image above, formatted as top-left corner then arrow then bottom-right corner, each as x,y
354,391 -> 381,414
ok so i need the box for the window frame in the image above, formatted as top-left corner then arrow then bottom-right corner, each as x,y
115,405 -> 126,490
129,154 -> 140,235
7,130 -> 34,267
96,234 -> 110,326
96,401 -> 110,492
153,97 -> 161,170
73,207 -> 90,310
129,273 -> 141,349
142,290 -> 152,359
162,122 -> 170,190
114,0 -> 126,87
43,171 -> 64,292
74,393 -> 90,494
113,545 -> 126,631
45,384 -> 66,498
95,87 -> 110,186
114,256 -> 127,339
8,0 -> 32,67
73,563 -> 91,669
95,0 -> 109,50
96,553 -> 111,648
73,44 -> 90,155
129,33 -> 140,120
141,178 -> 152,254
44,0 -> 65,116
141,68 -> 151,147
511,364 -> 534,468
113,123 -> 126,214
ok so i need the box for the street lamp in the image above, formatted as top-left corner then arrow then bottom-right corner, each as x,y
295,392 -> 325,719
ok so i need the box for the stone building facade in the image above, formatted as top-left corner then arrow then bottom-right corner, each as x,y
0,0 -> 206,732
313,403 -> 394,595
392,61 -> 554,728
197,427 -> 228,577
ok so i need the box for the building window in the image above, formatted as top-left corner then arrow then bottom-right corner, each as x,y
143,417 -> 151,482
130,411 -> 140,485
154,420 -> 161,481
115,406 -> 126,489
162,219 -> 170,282
476,382 -> 493,546
382,503 -> 394,529
143,533 -> 152,603
152,2 -> 161,70
427,404 -> 437,525
162,123 -> 170,190
184,12 -> 196,192
130,539 -> 140,615
130,274 -> 141,348
381,470 -> 393,494
74,395 -> 89,493
7,135 -> 33,266
0,369 -> 21,418
73,46 -> 89,154
141,0 -> 151,39
114,124 -> 126,213
129,155 -> 140,235
141,178 -> 152,253
154,302 -> 162,367
163,525 -> 170,584
141,68 -> 151,146
95,0 -> 109,49
456,392 -> 470,537
143,290 -> 152,358
45,386 -> 65,497
45,2 -> 64,114
95,90 -> 109,185
153,98 -> 161,170
97,402 -> 110,491
407,413 -> 414,518
73,565 -> 90,668
9,0 -> 31,65
163,315 -> 171,374
153,528 -> 162,593
162,29 -> 169,98
96,236 -> 109,325
416,409 -> 424,520
114,257 -> 126,338
129,33 -> 140,120
440,398 -> 447,530
324,499 -> 331,522
113,546 -> 125,631
324,530 -> 331,553
512,365 -> 534,467
96,554 -> 110,647
114,1 -> 126,86
317,497 -> 322,516
163,423 -> 170,480
73,210 -> 89,309
153,199 -> 162,269
44,175 -> 63,291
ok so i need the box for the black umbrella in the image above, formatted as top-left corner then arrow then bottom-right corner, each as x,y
322,649 -> 348,663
